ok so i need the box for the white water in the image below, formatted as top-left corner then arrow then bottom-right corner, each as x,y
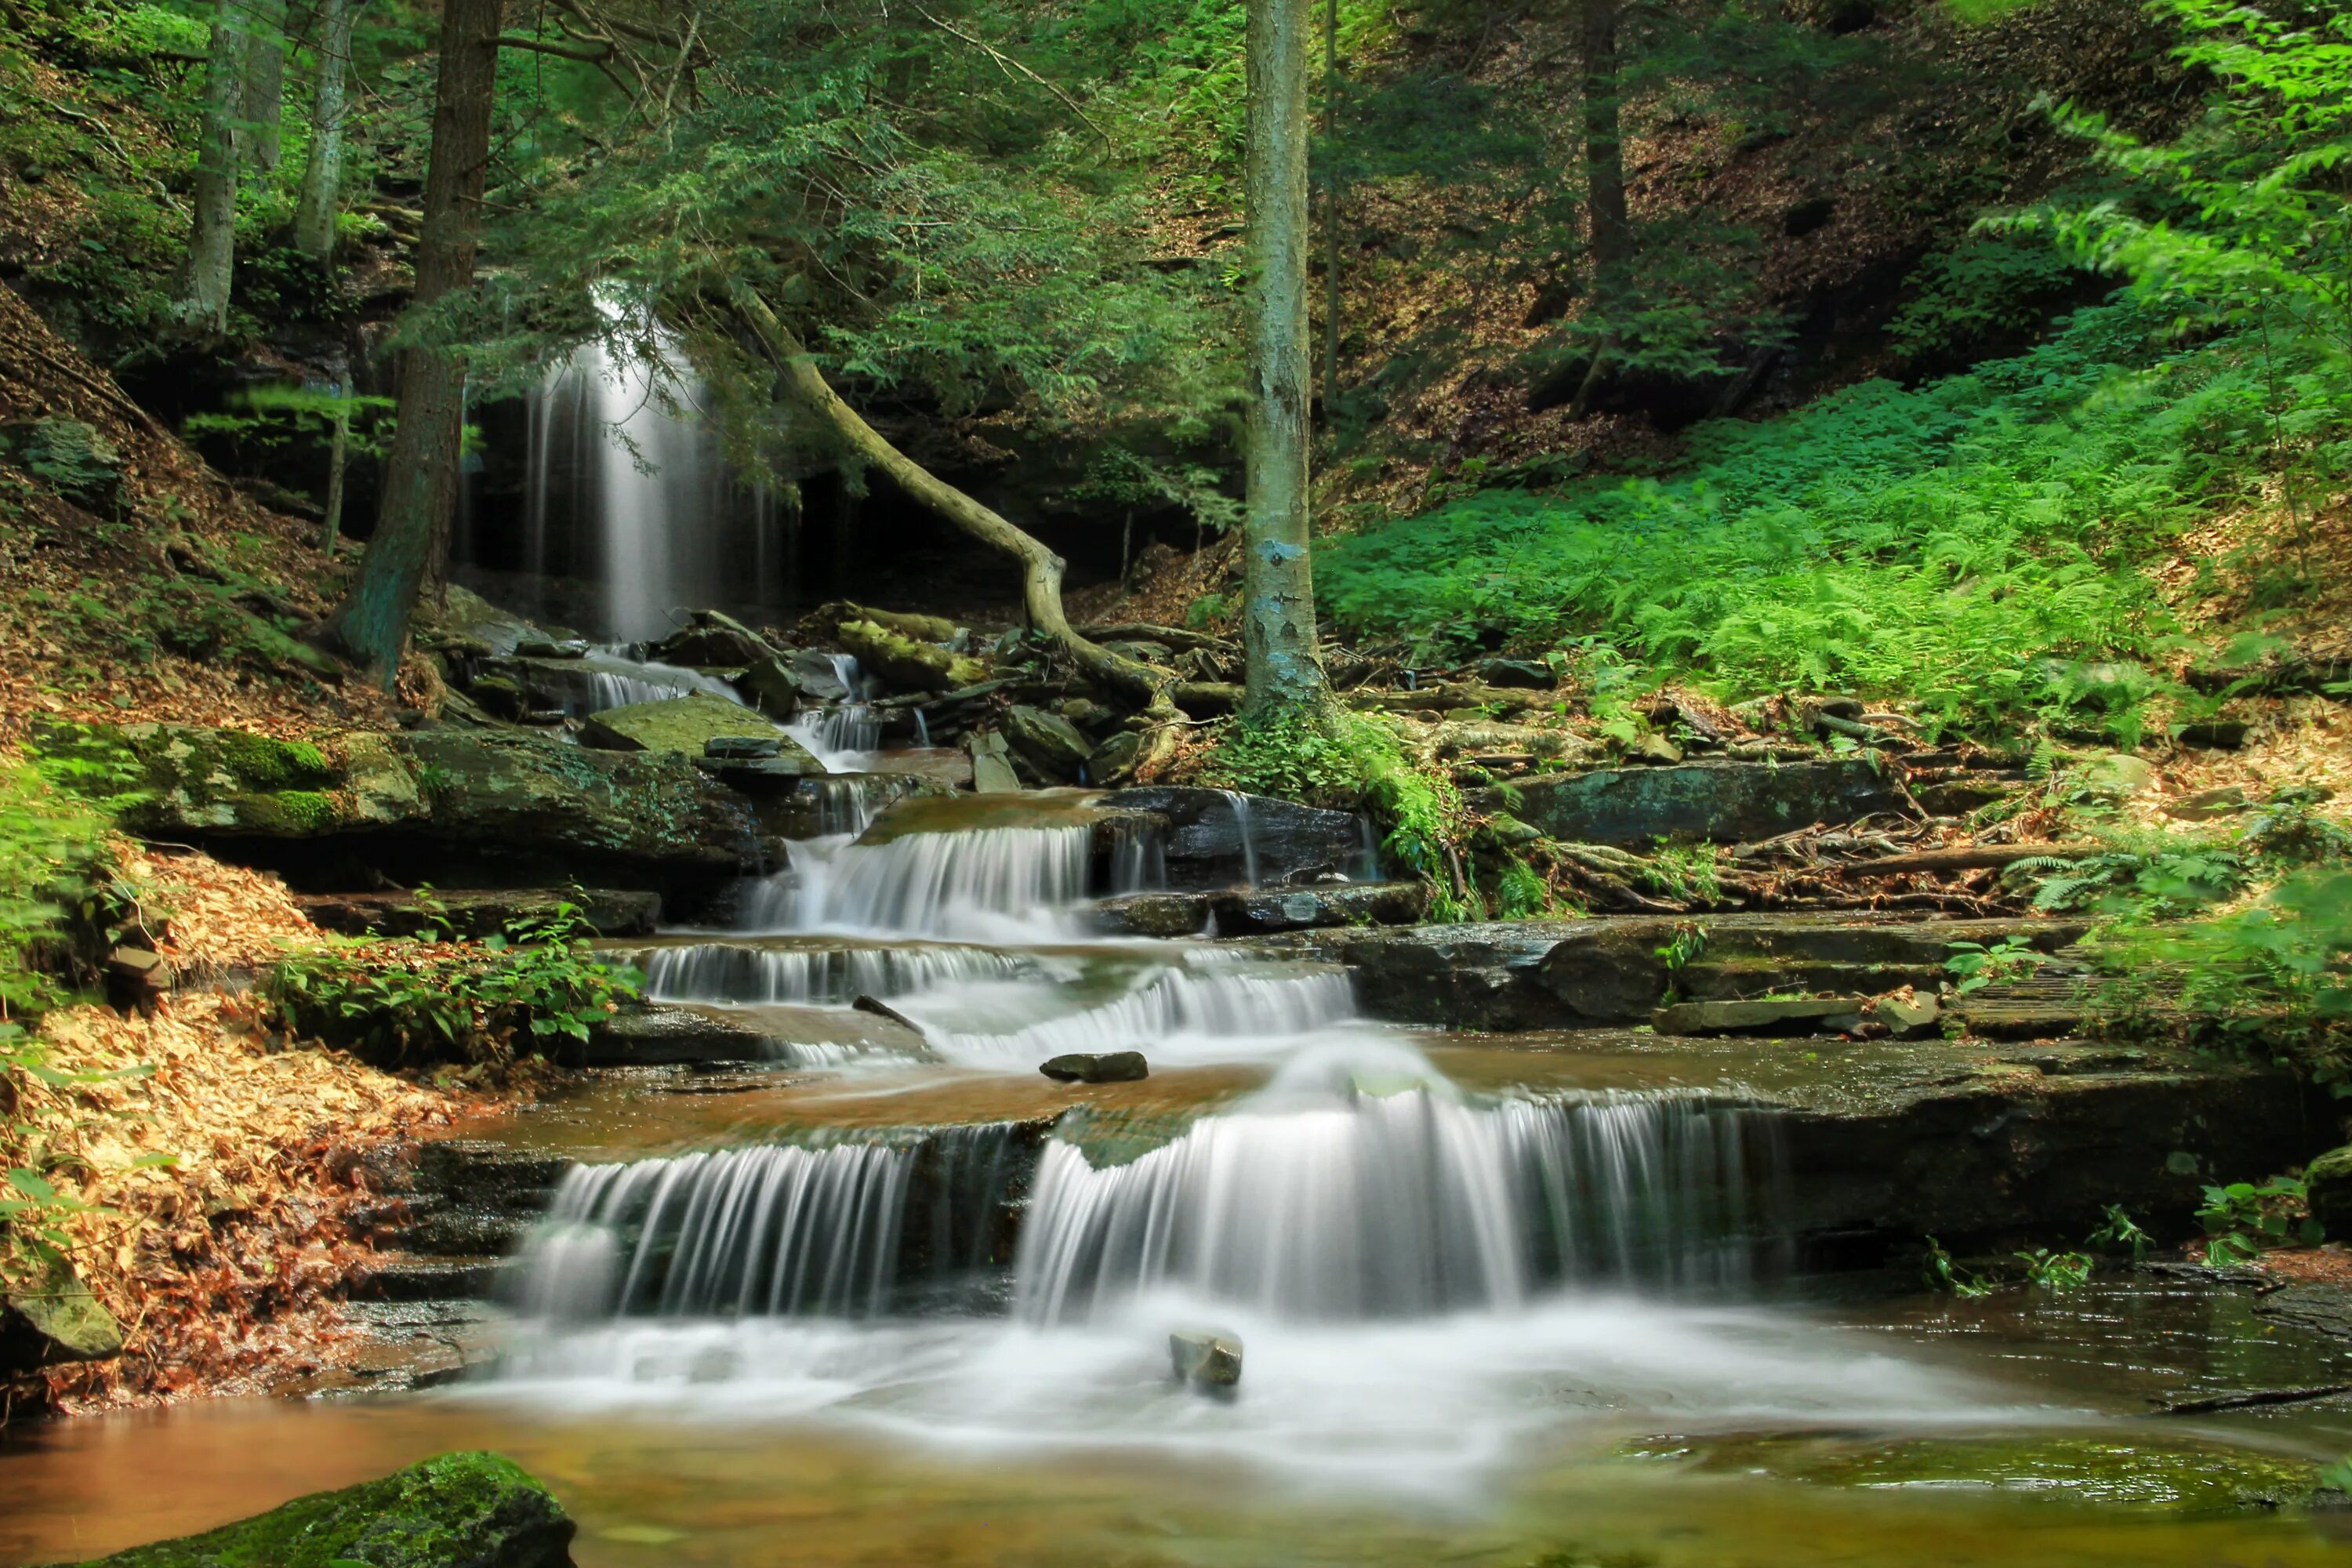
578,647 -> 746,713
742,825 -> 1097,942
624,939 -> 1047,1007
901,964 -> 1362,1068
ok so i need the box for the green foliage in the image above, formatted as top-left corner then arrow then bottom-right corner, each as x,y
0,762 -> 117,1026
2195,1175 -> 2321,1266
1922,1236 -> 1993,1298
267,901 -> 641,1076
1891,233 -> 2096,361
2087,1203 -> 2153,1261
1320,303 -> 2255,735
1944,934 -> 2046,995
182,386 -> 395,485
1645,840 -> 1723,906
2014,1247 -> 2095,1290
2014,834 -> 2250,917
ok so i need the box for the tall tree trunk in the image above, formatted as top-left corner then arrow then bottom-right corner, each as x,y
317,0 -> 504,686
174,2 -> 247,330
1242,0 -> 1330,714
293,0 -> 357,259
1319,0 -> 1340,416
1569,0 -> 1628,420
241,0 -> 289,180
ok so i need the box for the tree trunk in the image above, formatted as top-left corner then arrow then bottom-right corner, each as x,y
317,0 -> 503,686
728,286 -> 1181,718
240,0 -> 289,180
293,0 -> 358,261
1569,0 -> 1628,421
1242,0 -> 1330,714
174,2 -> 247,330
1319,0 -> 1340,416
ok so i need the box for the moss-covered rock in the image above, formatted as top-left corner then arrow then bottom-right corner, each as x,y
47,1451 -> 576,1568
2307,1142 -> 2352,1232
836,619 -> 990,693
2,1258 -> 124,1367
578,694 -> 818,774
87,721 -> 366,839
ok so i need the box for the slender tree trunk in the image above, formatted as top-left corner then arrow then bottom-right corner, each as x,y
294,0 -> 358,261
1570,0 -> 1628,420
318,0 -> 504,686
321,376 -> 350,557
174,2 -> 248,330
1320,0 -> 1340,416
241,0 -> 289,181
1242,0 -> 1330,714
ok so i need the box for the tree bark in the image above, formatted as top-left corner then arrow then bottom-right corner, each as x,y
317,0 -> 504,686
728,286 -> 1178,717
293,0 -> 358,261
1243,0 -> 1330,714
240,0 -> 289,180
1569,0 -> 1627,421
1319,0 -> 1340,416
174,2 -> 247,330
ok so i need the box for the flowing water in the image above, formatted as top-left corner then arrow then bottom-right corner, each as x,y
8,753 -> 2352,1566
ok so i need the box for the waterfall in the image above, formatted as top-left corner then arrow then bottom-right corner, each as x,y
1012,1044 -> 1784,1324
579,648 -> 747,713
738,826 -> 1096,940
527,299 -> 742,643
623,940 -> 1042,1007
784,654 -> 880,768
1218,790 -> 1263,888
512,1143 -> 913,1319
911,965 -> 1359,1066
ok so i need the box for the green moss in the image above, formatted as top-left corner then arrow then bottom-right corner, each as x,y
246,789 -> 341,834
211,731 -> 331,792
60,1450 -> 575,1568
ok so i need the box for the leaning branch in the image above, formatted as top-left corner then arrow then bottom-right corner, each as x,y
724,284 -> 1178,727
909,5 -> 1112,145
492,32 -> 616,61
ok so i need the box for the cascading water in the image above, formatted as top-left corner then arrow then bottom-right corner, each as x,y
579,647 -> 747,713
905,964 -> 1361,1067
1013,1042 -> 1784,1323
739,825 -> 1097,941
622,940 -> 1044,1007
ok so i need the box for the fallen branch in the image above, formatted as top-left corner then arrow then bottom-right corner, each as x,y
1830,842 -> 2101,878
2156,1384 -> 2352,1415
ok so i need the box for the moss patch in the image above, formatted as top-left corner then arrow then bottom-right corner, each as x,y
53,1450 -> 576,1568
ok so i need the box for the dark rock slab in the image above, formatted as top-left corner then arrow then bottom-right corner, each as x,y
1090,891 -> 1211,938
1041,1051 -> 1149,1083
648,608 -> 777,669
577,1002 -> 927,1066
1653,997 -> 1868,1036
1004,705 -> 1092,782
1112,786 -> 1374,890
42,1450 -> 577,1568
1207,880 -> 1428,935
1479,759 -> 1911,846
2306,1144 -> 2352,1232
296,887 -> 659,938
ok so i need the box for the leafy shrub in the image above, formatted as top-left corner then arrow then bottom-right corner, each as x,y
268,901 -> 641,1077
2196,1175 -> 2321,1266
0,763 -> 118,1026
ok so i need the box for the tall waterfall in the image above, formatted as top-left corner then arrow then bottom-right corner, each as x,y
738,826 -> 1097,941
1013,1045 -> 1784,1324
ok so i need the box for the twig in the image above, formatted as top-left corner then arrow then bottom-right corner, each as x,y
909,5 -> 1111,144
2156,1384 -> 2352,1415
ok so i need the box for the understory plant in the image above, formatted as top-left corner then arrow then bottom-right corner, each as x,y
267,900 -> 641,1078
2196,1176 -> 2323,1266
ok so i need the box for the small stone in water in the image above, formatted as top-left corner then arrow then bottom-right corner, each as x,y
1170,1330 -> 1242,1391
1040,1051 -> 1149,1083
704,734 -> 784,758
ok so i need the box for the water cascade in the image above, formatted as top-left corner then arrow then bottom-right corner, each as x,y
907,964 -> 1361,1067
1014,1045 -> 1783,1323
626,940 -> 1044,1007
739,825 -> 1096,941
579,647 -> 749,713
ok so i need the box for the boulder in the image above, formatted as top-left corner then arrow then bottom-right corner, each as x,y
294,888 -> 659,938
579,694 -> 819,775
42,1450 -> 577,1568
1479,759 -> 1909,846
1040,1051 -> 1149,1083
1476,657 -> 1555,689
1112,786 -> 1373,891
1087,731 -> 1144,786
1207,881 -> 1428,935
1169,1330 -> 1242,1391
967,730 -> 1022,793
1003,705 -> 1092,782
2,1259 -> 123,1371
93,721 -> 352,838
2307,1144 -> 2352,1233
1090,891 -> 1211,938
734,654 -> 806,719
648,608 -> 775,668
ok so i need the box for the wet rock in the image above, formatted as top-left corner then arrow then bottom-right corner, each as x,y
468,674 -> 532,722
2,1258 -> 123,1370
1475,657 -> 1555,689
692,756 -> 814,795
1653,997 -> 1871,1036
1479,760 -> 1909,846
1531,921 -> 1675,1025
1112,786 -> 1371,890
48,1450 -> 578,1568
296,887 -> 659,938
1090,891 -> 1211,938
1169,1330 -> 1242,1390
1041,1051 -> 1149,1083
1087,730 -> 1144,786
577,1001 -> 926,1066
579,694 -> 819,775
967,730 -> 1022,793
706,735 -> 782,759
734,654 -> 806,719
2307,1144 -> 2352,1232
1864,992 -> 1940,1037
867,749 -> 975,793
1207,881 -> 1428,935
1004,705 -> 1093,782
2082,753 -> 2155,800
104,946 -> 172,1007
1631,734 -> 1684,765
648,608 -> 776,668
512,637 -> 589,659
2177,719 -> 2249,750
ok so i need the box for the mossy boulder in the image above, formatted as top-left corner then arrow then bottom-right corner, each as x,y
1003,705 -> 1092,782
1,418 -> 123,514
46,1450 -> 577,1567
82,721 -> 370,839
578,693 -> 818,775
1476,759 -> 1910,847
2307,1143 -> 2352,1232
2,1258 -> 124,1370
647,609 -> 776,669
